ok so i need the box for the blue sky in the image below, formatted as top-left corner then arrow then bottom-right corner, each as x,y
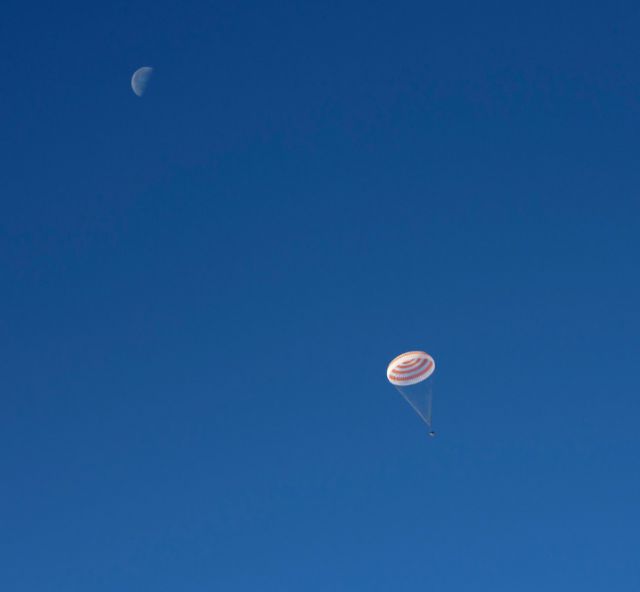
2,1 -> 640,590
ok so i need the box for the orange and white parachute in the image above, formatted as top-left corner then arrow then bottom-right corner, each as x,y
387,351 -> 436,430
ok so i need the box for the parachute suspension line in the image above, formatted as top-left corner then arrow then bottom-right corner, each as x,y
396,385 -> 433,428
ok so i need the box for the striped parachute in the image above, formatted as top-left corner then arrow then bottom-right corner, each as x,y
387,351 -> 436,433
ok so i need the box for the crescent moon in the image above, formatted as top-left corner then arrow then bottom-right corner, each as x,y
131,66 -> 154,97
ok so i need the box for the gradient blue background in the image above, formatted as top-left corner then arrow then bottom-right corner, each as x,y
2,1 -> 640,589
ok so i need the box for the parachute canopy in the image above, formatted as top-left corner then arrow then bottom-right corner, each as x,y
387,351 -> 435,387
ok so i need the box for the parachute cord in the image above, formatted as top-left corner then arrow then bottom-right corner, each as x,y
396,385 -> 433,429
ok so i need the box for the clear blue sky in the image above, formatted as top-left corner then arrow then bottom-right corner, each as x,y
2,1 -> 640,590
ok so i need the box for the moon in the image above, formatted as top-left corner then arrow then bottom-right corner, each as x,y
131,66 -> 154,97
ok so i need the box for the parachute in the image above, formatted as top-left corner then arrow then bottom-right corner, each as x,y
387,351 -> 436,432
